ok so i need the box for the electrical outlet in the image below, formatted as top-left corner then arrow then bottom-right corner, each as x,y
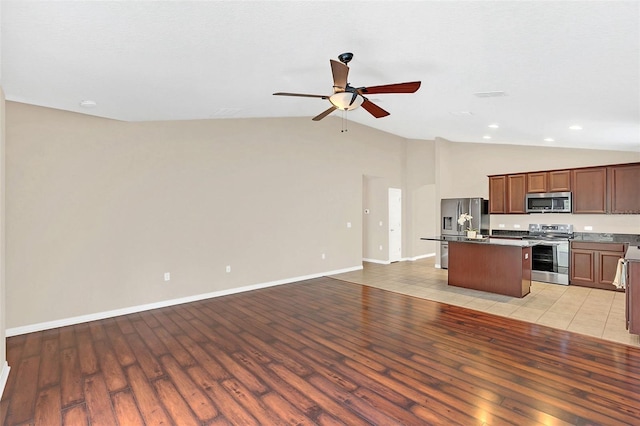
164,272 -> 170,281
379,245 -> 383,251
225,265 -> 231,273
321,253 -> 326,260
584,225 -> 593,231
513,224 -> 521,229
347,222 -> 352,228
498,224 -> 506,228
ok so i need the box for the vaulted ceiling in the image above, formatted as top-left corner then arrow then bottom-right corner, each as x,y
2,1 -> 638,151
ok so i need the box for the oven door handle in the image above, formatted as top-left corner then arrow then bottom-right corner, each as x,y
533,240 -> 567,246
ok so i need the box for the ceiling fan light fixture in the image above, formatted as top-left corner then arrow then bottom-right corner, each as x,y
329,92 -> 363,111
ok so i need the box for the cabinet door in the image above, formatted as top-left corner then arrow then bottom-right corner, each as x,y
572,167 -> 607,214
548,170 -> 571,192
609,164 -> 640,214
527,172 -> 547,193
489,176 -> 506,214
597,251 -> 624,287
507,174 -> 527,214
570,249 -> 596,285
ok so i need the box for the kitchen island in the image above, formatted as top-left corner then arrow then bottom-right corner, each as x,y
625,245 -> 640,335
421,236 -> 537,297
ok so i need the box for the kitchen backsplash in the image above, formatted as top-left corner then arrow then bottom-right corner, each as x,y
490,228 -> 640,244
489,213 -> 640,235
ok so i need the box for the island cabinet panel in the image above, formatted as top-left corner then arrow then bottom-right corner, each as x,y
548,170 -> 571,192
527,172 -> 547,193
489,175 -> 507,214
628,259 -> 640,334
572,167 -> 607,214
448,242 -> 531,297
507,174 -> 527,214
609,163 -> 640,214
570,241 -> 627,290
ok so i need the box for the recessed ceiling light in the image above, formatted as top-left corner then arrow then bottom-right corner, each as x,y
474,91 -> 507,98
488,124 -> 499,129
483,135 -> 491,140
79,100 -> 97,108
544,138 -> 555,142
449,111 -> 474,116
569,125 -> 582,130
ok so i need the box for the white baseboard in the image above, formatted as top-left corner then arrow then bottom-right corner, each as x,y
364,253 -> 435,264
0,361 -> 10,400
363,258 -> 391,265
407,253 -> 436,261
5,265 -> 363,337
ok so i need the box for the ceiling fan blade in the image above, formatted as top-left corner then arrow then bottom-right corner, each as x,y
273,92 -> 328,99
361,99 -> 390,118
330,59 -> 349,92
359,81 -> 421,95
312,106 -> 337,121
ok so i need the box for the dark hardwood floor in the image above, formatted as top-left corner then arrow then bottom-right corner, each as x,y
2,276 -> 640,425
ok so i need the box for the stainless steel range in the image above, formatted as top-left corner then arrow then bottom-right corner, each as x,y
524,224 -> 573,285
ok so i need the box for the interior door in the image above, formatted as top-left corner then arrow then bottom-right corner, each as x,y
389,188 -> 402,262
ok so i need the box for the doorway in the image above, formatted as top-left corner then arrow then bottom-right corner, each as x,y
388,188 -> 402,262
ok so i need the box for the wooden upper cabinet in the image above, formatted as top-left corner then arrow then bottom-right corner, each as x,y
507,174 -> 527,214
490,173 -> 528,214
608,163 -> 640,214
526,170 -> 571,193
572,167 -> 607,214
491,162 -> 637,216
548,170 -> 571,192
527,172 -> 547,193
489,175 -> 507,214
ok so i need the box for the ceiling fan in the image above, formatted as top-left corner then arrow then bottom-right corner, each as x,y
273,52 -> 421,121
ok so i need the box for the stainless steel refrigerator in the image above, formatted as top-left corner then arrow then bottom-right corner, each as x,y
440,198 -> 489,269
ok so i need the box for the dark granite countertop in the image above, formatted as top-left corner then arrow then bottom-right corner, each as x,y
626,246 -> 640,262
421,236 -> 538,247
571,232 -> 640,244
488,229 -> 640,244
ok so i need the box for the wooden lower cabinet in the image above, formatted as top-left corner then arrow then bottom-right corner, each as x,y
628,259 -> 640,335
570,241 -> 627,290
448,241 -> 531,297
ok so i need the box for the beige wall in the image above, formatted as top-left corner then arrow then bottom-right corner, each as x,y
406,139 -> 437,256
6,102 -> 421,329
5,101 -> 639,331
0,88 -> 6,379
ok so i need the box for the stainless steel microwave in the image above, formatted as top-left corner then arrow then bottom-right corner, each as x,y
526,192 -> 572,213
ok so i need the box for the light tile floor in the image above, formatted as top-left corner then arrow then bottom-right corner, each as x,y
331,257 -> 640,347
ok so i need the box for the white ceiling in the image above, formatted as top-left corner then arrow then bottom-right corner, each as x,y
2,1 -> 639,151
